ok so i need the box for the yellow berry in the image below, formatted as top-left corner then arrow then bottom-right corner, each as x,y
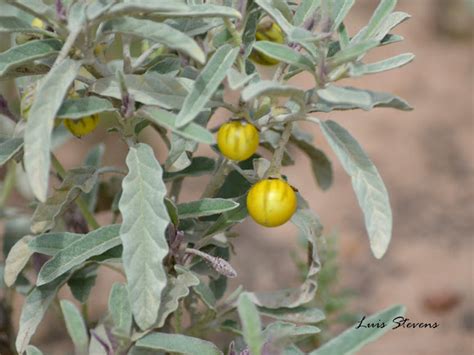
250,22 -> 285,66
31,18 -> 46,30
63,114 -> 99,138
217,121 -> 259,161
246,178 -> 297,227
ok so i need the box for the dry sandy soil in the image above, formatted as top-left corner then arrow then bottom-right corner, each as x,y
1,0 -> 473,354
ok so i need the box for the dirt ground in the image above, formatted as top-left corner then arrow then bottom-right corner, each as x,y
1,0 -> 473,354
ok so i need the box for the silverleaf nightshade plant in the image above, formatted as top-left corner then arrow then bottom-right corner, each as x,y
0,0 -> 413,354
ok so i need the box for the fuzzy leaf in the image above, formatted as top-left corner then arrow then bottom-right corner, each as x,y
101,17 -> 205,64
310,305 -> 406,355
351,0 -> 397,42
242,80 -> 305,105
4,235 -> 34,287
319,120 -> 392,258
259,306 -> 325,324
0,39 -> 62,78
176,44 -> 238,127
119,143 -> 170,330
24,59 -> 82,202
255,0 -> 293,34
0,137 -> 23,166
204,196 -> 248,237
263,321 -> 320,343
60,300 -> 89,355
56,97 -> 115,119
82,144 -> 105,212
36,225 -> 121,285
108,283 -> 133,335
226,67 -> 258,91
348,53 -> 414,76
330,0 -> 355,31
252,41 -> 315,72
31,167 -> 99,234
238,292 -> 263,355
328,40 -> 379,67
141,106 -> 214,144
163,157 -> 216,181
67,265 -> 98,303
177,198 -> 239,219
293,0 -> 320,26
28,231 -> 82,256
136,333 -> 221,354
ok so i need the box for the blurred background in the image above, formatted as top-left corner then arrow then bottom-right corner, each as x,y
1,0 -> 473,354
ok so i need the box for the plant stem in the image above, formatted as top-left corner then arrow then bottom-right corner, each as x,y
51,153 -> 101,230
201,159 -> 230,198
265,122 -> 293,177
223,18 -> 242,47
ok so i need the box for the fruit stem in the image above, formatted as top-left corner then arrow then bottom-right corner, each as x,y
51,153 -> 101,230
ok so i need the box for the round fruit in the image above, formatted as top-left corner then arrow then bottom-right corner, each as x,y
249,22 -> 285,66
31,18 -> 46,30
217,121 -> 259,161
246,178 -> 297,227
64,114 -> 99,138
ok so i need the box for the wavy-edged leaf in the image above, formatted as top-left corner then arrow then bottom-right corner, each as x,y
0,39 -> 62,78
176,44 -> 238,127
24,59 -> 82,202
252,41 -> 315,72
119,143 -> 170,330
56,97 -> 115,119
313,85 -> 412,112
238,292 -> 263,355
0,137 -> 22,166
37,225 -> 121,285
259,306 -> 325,324
349,52 -> 414,76
193,278 -> 217,310
92,73 -> 191,109
177,198 -> 239,219
60,300 -> 89,355
28,231 -> 82,256
136,332 -> 221,355
4,235 -> 34,287
31,167 -> 99,234
101,17 -> 205,64
155,269 -> 200,327
319,120 -> 392,258
165,133 -> 196,172
248,197 -> 322,308
108,283 -> 132,336
163,156 -> 216,181
140,106 -> 214,144
310,305 -> 406,355
16,273 -> 69,353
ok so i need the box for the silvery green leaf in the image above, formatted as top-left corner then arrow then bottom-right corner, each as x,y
313,85 -> 412,111
8,0 -> 57,24
67,265 -> 97,303
167,17 -> 222,37
36,225 -> 121,285
328,40 -> 379,67
31,167 -> 99,234
136,333 -> 221,355
155,269 -> 200,327
163,157 -> 216,181
319,120 -> 392,259
4,235 -> 33,287
105,0 -> 188,19
28,231 -> 82,256
26,345 -> 44,355
338,22 -> 350,49
176,44 -> 238,127
309,305 -> 406,355
108,283 -> 132,336
24,59 -> 82,202
0,16 -> 50,36
0,39 -> 62,78
259,306 -> 325,324
247,197 -> 322,309
165,133 -> 196,172
67,2 -> 86,33
0,137 -> 22,166
60,300 -> 89,355
242,80 -> 305,104
263,321 -> 320,342
371,12 -> 411,42
16,273 -> 69,353
203,196 -> 247,237
351,0 -> 397,43
238,292 -> 263,355
193,279 -> 217,310
82,144 -> 105,212
56,97 -> 115,119
141,106 -> 214,144
227,67 -> 258,91
255,0 -> 293,34
330,0 -> 355,32
349,53 -> 414,76
293,0 -> 320,26
242,6 -> 259,58
92,73 -> 190,110
147,4 -> 241,19
119,143 -> 170,330
177,198 -> 239,219
252,41 -> 315,72
101,17 -> 205,64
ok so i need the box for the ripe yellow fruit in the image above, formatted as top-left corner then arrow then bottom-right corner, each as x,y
217,121 -> 259,161
63,115 -> 99,138
31,18 -> 46,30
250,22 -> 285,66
246,178 -> 297,227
